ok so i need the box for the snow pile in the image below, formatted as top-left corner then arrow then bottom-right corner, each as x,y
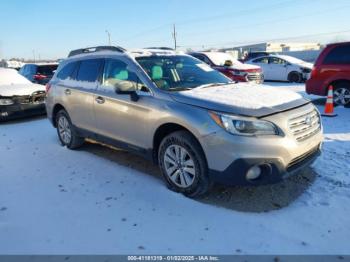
0,68 -> 31,85
181,83 -> 303,109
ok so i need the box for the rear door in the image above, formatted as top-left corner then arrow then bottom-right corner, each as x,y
57,59 -> 103,132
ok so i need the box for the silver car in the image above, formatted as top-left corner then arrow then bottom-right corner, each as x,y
46,46 -> 323,198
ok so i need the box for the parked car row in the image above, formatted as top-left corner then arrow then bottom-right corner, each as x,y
2,41 -> 349,196
44,46 -> 323,197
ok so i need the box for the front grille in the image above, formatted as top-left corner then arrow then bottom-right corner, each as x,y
288,109 -> 321,142
287,145 -> 320,172
247,73 -> 263,81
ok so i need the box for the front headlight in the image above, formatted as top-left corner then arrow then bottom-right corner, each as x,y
209,112 -> 279,136
300,67 -> 311,73
0,98 -> 14,106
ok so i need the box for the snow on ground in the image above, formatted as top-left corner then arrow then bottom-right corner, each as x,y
0,82 -> 349,255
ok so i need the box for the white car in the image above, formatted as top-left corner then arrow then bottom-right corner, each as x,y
0,68 -> 46,121
246,55 -> 313,82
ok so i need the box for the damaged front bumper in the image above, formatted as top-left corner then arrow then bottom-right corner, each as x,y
0,91 -> 46,121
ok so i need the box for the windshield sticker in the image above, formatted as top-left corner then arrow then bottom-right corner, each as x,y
196,64 -> 214,72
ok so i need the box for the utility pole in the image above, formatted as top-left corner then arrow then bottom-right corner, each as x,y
105,30 -> 111,45
172,24 -> 177,50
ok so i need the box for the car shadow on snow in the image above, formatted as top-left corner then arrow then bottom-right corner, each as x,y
81,141 -> 318,213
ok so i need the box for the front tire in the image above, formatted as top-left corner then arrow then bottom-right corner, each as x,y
158,131 -> 212,198
333,83 -> 350,107
56,110 -> 85,149
288,71 -> 302,83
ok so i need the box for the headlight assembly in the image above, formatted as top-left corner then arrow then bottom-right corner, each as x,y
0,98 -> 14,106
209,111 -> 279,136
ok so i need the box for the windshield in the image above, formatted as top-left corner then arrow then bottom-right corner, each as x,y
205,52 -> 242,66
135,55 -> 231,91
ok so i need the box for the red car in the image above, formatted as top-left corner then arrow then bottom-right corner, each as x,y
306,42 -> 350,107
189,51 -> 264,84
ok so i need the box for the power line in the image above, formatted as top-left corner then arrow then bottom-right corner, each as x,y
120,0 -> 302,42
178,4 -> 350,39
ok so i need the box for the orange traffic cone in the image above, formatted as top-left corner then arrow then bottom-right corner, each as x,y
322,85 -> 337,117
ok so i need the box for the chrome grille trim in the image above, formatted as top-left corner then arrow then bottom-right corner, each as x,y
288,109 -> 321,142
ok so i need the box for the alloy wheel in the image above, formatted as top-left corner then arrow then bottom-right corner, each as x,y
334,87 -> 350,106
57,116 -> 72,145
163,145 -> 196,188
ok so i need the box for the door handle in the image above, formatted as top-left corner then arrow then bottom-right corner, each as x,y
95,96 -> 105,104
64,89 -> 71,95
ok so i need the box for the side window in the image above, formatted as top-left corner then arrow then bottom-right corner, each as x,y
253,57 -> 269,64
102,59 -> 148,92
57,62 -> 79,80
323,45 -> 350,64
194,54 -> 211,65
269,57 -> 286,65
76,59 -> 104,82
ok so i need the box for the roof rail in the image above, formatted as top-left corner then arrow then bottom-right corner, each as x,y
145,47 -> 175,51
68,46 -> 126,57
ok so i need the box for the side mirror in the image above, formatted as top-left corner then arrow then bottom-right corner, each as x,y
224,60 -> 233,67
115,84 -> 139,102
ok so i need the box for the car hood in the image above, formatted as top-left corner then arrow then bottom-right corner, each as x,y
170,83 -> 309,117
0,83 -> 46,97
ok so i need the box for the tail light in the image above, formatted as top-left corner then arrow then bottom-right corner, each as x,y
45,83 -> 52,93
34,74 -> 47,81
310,67 -> 318,79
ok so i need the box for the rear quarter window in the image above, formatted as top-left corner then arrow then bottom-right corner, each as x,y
37,65 -> 58,75
57,62 -> 79,80
323,44 -> 350,64
76,59 -> 104,82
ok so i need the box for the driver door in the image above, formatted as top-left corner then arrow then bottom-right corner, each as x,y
93,58 -> 154,150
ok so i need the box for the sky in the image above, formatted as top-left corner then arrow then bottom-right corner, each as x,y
1,0 -> 350,60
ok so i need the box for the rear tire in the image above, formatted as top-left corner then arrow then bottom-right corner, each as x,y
56,109 -> 85,149
333,83 -> 350,108
288,71 -> 302,83
158,131 -> 212,198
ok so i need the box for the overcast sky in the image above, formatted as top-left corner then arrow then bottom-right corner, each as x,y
1,0 -> 350,59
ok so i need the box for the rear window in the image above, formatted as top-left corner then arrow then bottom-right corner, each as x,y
37,65 -> 58,75
57,62 -> 79,80
323,44 -> 350,64
76,59 -> 104,82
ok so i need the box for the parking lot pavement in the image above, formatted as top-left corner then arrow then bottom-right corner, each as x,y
0,85 -> 349,254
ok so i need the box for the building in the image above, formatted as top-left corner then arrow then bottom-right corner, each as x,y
222,42 -> 323,60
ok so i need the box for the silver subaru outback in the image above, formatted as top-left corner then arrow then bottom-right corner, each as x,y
46,46 -> 323,197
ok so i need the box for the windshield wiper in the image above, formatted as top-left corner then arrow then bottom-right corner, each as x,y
195,82 -> 230,89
